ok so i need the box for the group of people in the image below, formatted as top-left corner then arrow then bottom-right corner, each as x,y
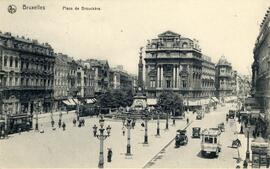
51,118 -> 66,131
73,118 -> 85,127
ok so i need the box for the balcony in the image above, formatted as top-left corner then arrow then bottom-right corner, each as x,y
145,46 -> 201,53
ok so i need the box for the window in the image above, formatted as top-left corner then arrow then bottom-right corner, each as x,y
9,57 -> 13,67
4,56 -> 7,66
9,77 -> 12,86
15,59 -> 18,68
150,77 -> 156,88
182,80 -> 187,88
15,77 -> 18,86
166,80 -> 171,88
182,42 -> 188,48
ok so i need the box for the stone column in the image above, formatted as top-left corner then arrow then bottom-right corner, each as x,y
172,66 -> 175,88
157,65 -> 160,88
176,66 -> 179,88
160,65 -> 163,88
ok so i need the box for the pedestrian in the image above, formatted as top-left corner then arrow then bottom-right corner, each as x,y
122,127 -> 125,136
58,119 -> 61,128
132,121 -> 135,129
186,118 -> 189,124
141,122 -> 144,127
62,122 -> 66,131
107,148 -> 112,162
82,119 -> 85,126
243,160 -> 248,168
73,119 -> 76,127
51,120 -> 55,128
93,124 -> 97,137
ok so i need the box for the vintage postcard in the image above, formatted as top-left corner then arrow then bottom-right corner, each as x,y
0,0 -> 270,168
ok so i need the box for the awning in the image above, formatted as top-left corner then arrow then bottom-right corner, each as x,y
63,100 -> 72,106
86,98 -> 97,104
73,98 -> 80,104
68,99 -> 76,105
211,97 -> 219,102
147,98 -> 157,106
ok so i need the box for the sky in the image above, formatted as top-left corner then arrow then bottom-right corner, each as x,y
1,0 -> 270,76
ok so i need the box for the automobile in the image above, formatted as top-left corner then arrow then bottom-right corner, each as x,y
196,114 -> 202,120
218,123 -> 225,132
192,127 -> 201,138
175,129 -> 188,148
201,128 -> 221,157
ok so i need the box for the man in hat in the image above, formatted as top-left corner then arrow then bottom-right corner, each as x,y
107,148 -> 112,162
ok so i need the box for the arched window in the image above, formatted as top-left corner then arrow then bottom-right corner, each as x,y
4,56 -> 8,66
182,42 -> 188,48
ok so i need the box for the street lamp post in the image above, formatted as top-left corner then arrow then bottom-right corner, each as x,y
143,110 -> 150,144
246,125 -> 251,162
165,109 -> 169,130
93,117 -> 111,168
156,109 -> 160,136
123,112 -> 134,156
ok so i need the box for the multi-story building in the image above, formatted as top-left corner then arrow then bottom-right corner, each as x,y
144,31 -> 216,110
0,31 -> 55,133
215,56 -> 234,103
81,61 -> 95,100
53,53 -> 69,111
251,7 -> 270,136
67,57 -> 78,98
87,59 -> 110,95
109,65 -> 133,91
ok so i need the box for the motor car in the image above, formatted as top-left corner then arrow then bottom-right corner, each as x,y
175,129 -> 188,148
196,114 -> 202,120
201,128 -> 221,157
192,127 -> 201,138
218,123 -> 225,132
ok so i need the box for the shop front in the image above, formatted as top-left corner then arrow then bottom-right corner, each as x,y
251,137 -> 269,168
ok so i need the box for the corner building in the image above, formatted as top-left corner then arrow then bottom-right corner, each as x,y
144,31 -> 216,110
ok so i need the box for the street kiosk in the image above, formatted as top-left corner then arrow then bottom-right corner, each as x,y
251,137 -> 269,168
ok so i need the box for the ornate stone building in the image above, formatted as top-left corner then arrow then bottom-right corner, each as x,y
0,31 -> 55,132
144,31 -> 216,110
215,56 -> 234,103
251,7 -> 270,136
53,53 -> 69,111
109,65 -> 133,91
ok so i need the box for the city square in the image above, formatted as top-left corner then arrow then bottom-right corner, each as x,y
1,1 -> 270,168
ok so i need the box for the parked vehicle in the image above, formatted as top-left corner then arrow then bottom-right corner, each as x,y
175,129 -> 188,148
218,123 -> 225,132
201,128 -> 221,157
192,127 -> 201,138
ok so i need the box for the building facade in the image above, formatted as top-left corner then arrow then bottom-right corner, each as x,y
109,65 -> 133,92
251,7 -> 270,136
53,53 -> 69,111
144,31 -> 216,109
215,56 -> 234,103
87,59 -> 110,95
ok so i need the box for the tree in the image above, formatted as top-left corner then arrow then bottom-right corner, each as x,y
157,91 -> 184,116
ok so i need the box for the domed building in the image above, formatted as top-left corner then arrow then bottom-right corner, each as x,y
215,56 -> 233,103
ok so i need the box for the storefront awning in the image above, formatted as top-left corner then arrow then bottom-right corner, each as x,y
86,98 -> 97,104
211,97 -> 219,102
72,98 -> 80,104
63,100 -> 72,106
147,98 -> 157,106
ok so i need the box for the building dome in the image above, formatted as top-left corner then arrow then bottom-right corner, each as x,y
217,55 -> 231,66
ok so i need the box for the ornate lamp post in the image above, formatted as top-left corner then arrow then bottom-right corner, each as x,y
165,108 -> 169,130
93,117 -> 111,168
156,109 -> 160,136
246,125 -> 251,162
123,112 -> 135,156
142,109 -> 150,144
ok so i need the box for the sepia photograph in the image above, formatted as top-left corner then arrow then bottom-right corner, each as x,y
0,0 -> 270,168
